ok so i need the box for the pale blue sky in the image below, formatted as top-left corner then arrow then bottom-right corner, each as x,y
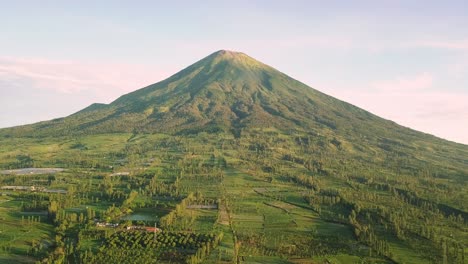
1,1 -> 467,144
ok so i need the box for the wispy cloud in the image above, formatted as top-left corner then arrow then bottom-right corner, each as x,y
319,73 -> 468,144
0,57 -> 174,101
370,72 -> 433,92
415,40 -> 468,51
0,56 -> 178,129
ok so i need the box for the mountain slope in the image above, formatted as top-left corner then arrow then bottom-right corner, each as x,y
2,50 -> 467,172
0,50 -> 452,142
3,50 -> 467,178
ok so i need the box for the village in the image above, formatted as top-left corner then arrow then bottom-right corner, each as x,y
94,219 -> 161,233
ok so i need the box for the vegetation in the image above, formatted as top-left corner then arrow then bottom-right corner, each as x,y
80,231 -> 222,264
0,50 -> 466,263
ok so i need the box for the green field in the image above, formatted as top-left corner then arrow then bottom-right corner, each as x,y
0,131 -> 465,263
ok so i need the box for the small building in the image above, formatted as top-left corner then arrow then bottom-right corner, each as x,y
144,227 -> 161,232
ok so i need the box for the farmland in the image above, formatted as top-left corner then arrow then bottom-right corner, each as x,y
0,131 -> 466,263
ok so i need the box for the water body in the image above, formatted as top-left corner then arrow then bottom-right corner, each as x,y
120,208 -> 170,222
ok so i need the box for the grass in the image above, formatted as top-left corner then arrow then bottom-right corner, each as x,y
0,197 -> 53,263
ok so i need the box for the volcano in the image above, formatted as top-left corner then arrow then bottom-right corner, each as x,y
0,50 -> 451,142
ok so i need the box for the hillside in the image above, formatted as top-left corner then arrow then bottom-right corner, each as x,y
0,50 -> 466,264
3,50 -> 467,170
2,50 -> 467,182
0,51 -> 446,138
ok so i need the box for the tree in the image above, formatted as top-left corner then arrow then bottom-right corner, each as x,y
16,154 -> 34,168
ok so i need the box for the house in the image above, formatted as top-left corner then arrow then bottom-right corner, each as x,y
144,227 -> 161,232
125,226 -> 161,232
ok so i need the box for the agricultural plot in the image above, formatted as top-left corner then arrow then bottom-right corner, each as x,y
0,195 -> 54,264
0,132 -> 466,263
80,231 -> 223,264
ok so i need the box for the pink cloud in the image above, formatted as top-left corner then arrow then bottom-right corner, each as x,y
370,72 -> 434,92
360,91 -> 468,145
318,74 -> 468,145
416,40 -> 468,51
0,56 -> 176,102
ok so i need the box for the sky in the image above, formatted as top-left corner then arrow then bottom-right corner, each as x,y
1,1 -> 467,144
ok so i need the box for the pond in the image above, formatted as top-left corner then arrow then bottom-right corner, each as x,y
120,207 -> 171,222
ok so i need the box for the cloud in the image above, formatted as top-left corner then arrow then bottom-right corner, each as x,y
0,56 -> 178,129
415,40 -> 468,51
318,73 -> 468,144
370,72 -> 434,92
0,56 -> 174,101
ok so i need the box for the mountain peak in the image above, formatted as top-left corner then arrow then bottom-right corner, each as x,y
212,49 -> 246,58
214,49 -> 243,55
205,49 -> 268,70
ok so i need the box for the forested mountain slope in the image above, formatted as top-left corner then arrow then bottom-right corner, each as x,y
0,50 -> 466,263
